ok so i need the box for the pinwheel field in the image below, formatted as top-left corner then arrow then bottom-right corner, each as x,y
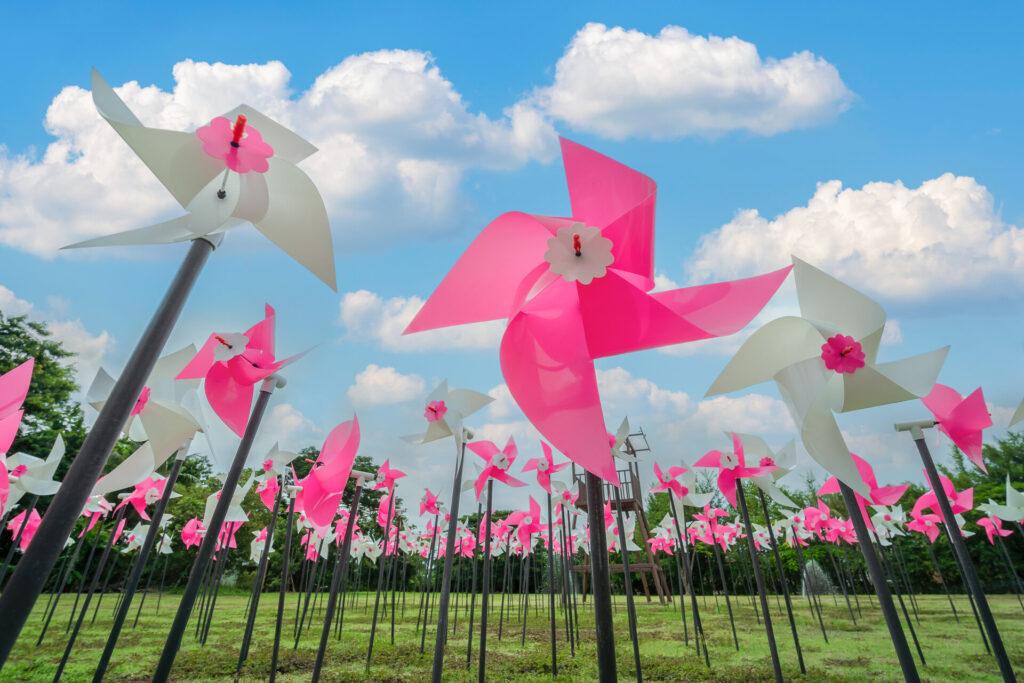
2,5 -> 1024,683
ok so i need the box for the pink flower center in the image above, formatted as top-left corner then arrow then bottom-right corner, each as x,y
884,514 -> 892,522
131,386 -> 151,416
10,464 -> 27,478
425,400 -> 447,423
759,457 -> 775,468
821,334 -> 866,374
262,458 -> 273,472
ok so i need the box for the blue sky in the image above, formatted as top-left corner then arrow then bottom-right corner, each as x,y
2,4 -> 1022,517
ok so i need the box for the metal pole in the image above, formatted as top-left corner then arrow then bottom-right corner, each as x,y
152,374 -> 280,682
430,440 -> 467,683
545,492 -> 557,676
236,482 -> 284,671
0,495 -> 40,586
757,488 -> 805,674
586,473 -> 617,683
269,488 -> 298,682
612,486 -> 642,683
477,480 -> 493,683
736,485 -> 783,683
0,236 -> 217,667
93,451 -> 187,681
366,489 -> 396,669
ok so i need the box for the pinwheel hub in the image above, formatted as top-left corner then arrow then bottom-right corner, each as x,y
544,223 -> 614,285
424,399 -> 447,423
196,114 -> 274,174
131,386 -> 151,416
821,333 -> 866,374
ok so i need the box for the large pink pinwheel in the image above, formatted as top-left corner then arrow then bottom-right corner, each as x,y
694,433 -> 777,507
468,437 -> 527,499
521,441 -> 569,494
294,416 -> 360,529
818,453 -> 907,530
922,383 -> 992,472
405,139 -> 791,481
506,496 -> 544,554
0,359 -> 33,457
178,304 -> 304,435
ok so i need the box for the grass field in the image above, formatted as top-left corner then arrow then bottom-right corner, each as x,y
3,588 -> 1023,682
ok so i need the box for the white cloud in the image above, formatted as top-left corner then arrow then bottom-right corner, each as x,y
685,393 -> 794,437
486,383 -> 518,419
347,363 -> 425,406
261,402 -> 323,451
338,289 -> 503,352
0,55 -> 558,256
534,23 -> 852,140
596,366 -> 692,415
0,286 -> 33,316
687,174 -> 1024,304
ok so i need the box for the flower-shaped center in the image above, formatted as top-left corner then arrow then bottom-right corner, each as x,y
821,334 -> 866,374
144,487 -> 160,505
720,451 -> 740,470
262,458 -> 274,472
196,114 -> 274,175
492,452 -> 510,470
131,386 -> 151,417
679,485 -> 689,497
536,458 -> 550,473
375,470 -> 387,483
425,400 -> 448,423
759,456 -> 775,468
10,464 -> 27,478
213,332 -> 250,362
544,224 -> 614,285
884,514 -> 893,522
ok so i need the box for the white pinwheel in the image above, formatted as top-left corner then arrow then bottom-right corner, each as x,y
6,434 -> 65,506
977,475 -> 1024,524
65,70 -> 336,290
609,417 -> 636,463
88,345 -> 202,470
157,533 -> 174,554
708,257 -> 947,495
123,523 -> 149,553
870,505 -> 907,546
405,380 -> 493,448
202,473 -> 255,529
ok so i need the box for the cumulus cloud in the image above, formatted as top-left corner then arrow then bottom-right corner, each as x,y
261,402 -> 323,451
0,55 -> 558,256
347,363 -> 425,406
596,366 -> 692,415
338,289 -> 503,352
687,174 -> 1024,304
534,23 -> 852,140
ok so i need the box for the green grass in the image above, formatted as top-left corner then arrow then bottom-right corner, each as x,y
4,589 -> 1023,682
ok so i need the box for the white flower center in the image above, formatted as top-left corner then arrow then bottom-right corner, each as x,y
492,453 -> 510,470
721,451 -> 740,470
543,224 -> 614,285
537,458 -> 550,473
213,332 -> 250,361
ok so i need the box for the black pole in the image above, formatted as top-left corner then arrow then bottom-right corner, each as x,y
152,375 -> 279,682
93,453 -> 187,680
586,473 -> 617,683
757,489 -> 806,674
236,481 -> 284,672
0,237 -> 215,667
924,541 -> 959,620
611,486 -> 642,683
667,494 -> 707,664
466,502 -> 482,669
311,480 -> 363,682
735,485 -> 783,683
477,480 -> 493,683
366,490 -> 396,669
545,493 -> 557,677
712,543 -> 739,649
430,441 -> 467,683
837,479 -> 921,683
269,489 -> 297,682
910,434 -> 1015,681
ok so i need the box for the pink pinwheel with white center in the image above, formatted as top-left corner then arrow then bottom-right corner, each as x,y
377,493 -> 394,529
7,508 -> 41,551
818,453 -> 908,531
0,359 -> 33,460
507,496 -> 544,554
373,459 -> 406,494
181,517 -> 206,549
405,139 -> 791,482
80,495 -> 114,537
66,70 -> 336,289
651,463 -> 692,499
803,500 -> 834,540
521,441 -> 569,494
254,442 -> 299,512
922,383 -> 992,472
976,516 -> 1013,545
468,437 -> 527,500
217,522 -> 241,553
907,511 -> 943,543
178,305 -> 305,436
694,433 -> 777,507
420,488 -> 440,517
294,416 -> 360,529
913,474 -> 973,517
117,475 -> 175,521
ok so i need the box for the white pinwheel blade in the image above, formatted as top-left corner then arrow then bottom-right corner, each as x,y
775,358 -> 870,497
62,215 -> 200,250
1010,400 -> 1024,428
793,257 -> 885,356
92,443 -> 157,496
86,368 -> 116,411
840,347 -> 948,413
149,345 -> 200,402
683,491 -> 715,508
91,69 -> 223,208
447,388 -> 494,420
706,316 -> 823,397
220,104 -> 318,164
248,159 -> 336,290
138,401 -> 200,464
732,432 -> 772,460
753,477 -> 799,509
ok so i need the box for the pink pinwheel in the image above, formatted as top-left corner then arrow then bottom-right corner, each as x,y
506,496 -> 544,554
181,517 -> 206,549
7,508 -> 41,551
294,416 -> 360,529
117,475 -> 170,521
216,521 -> 240,552
334,510 -> 359,545
405,139 -> 791,481
907,511 -> 942,543
456,530 -> 477,558
651,463 -> 692,499
694,506 -> 731,552
377,493 -> 394,529
694,433 -> 777,507
913,474 -> 974,517
521,441 -> 569,494
922,383 -> 992,472
178,304 -> 305,435
803,500 -> 834,540
0,358 -> 34,457
976,516 -> 1013,545
818,453 -> 908,530
648,535 -> 675,554
824,517 -> 857,545
256,474 -> 279,512
373,460 -> 406,494
420,488 -> 440,517
196,114 -> 274,174
468,437 -> 527,499
80,496 -> 114,537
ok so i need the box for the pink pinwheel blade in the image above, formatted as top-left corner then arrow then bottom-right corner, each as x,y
204,362 -> 255,436
176,334 -> 223,380
404,212 -> 557,334
0,410 -> 24,455
245,304 -> 277,359
0,358 -> 33,417
500,280 -> 616,482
